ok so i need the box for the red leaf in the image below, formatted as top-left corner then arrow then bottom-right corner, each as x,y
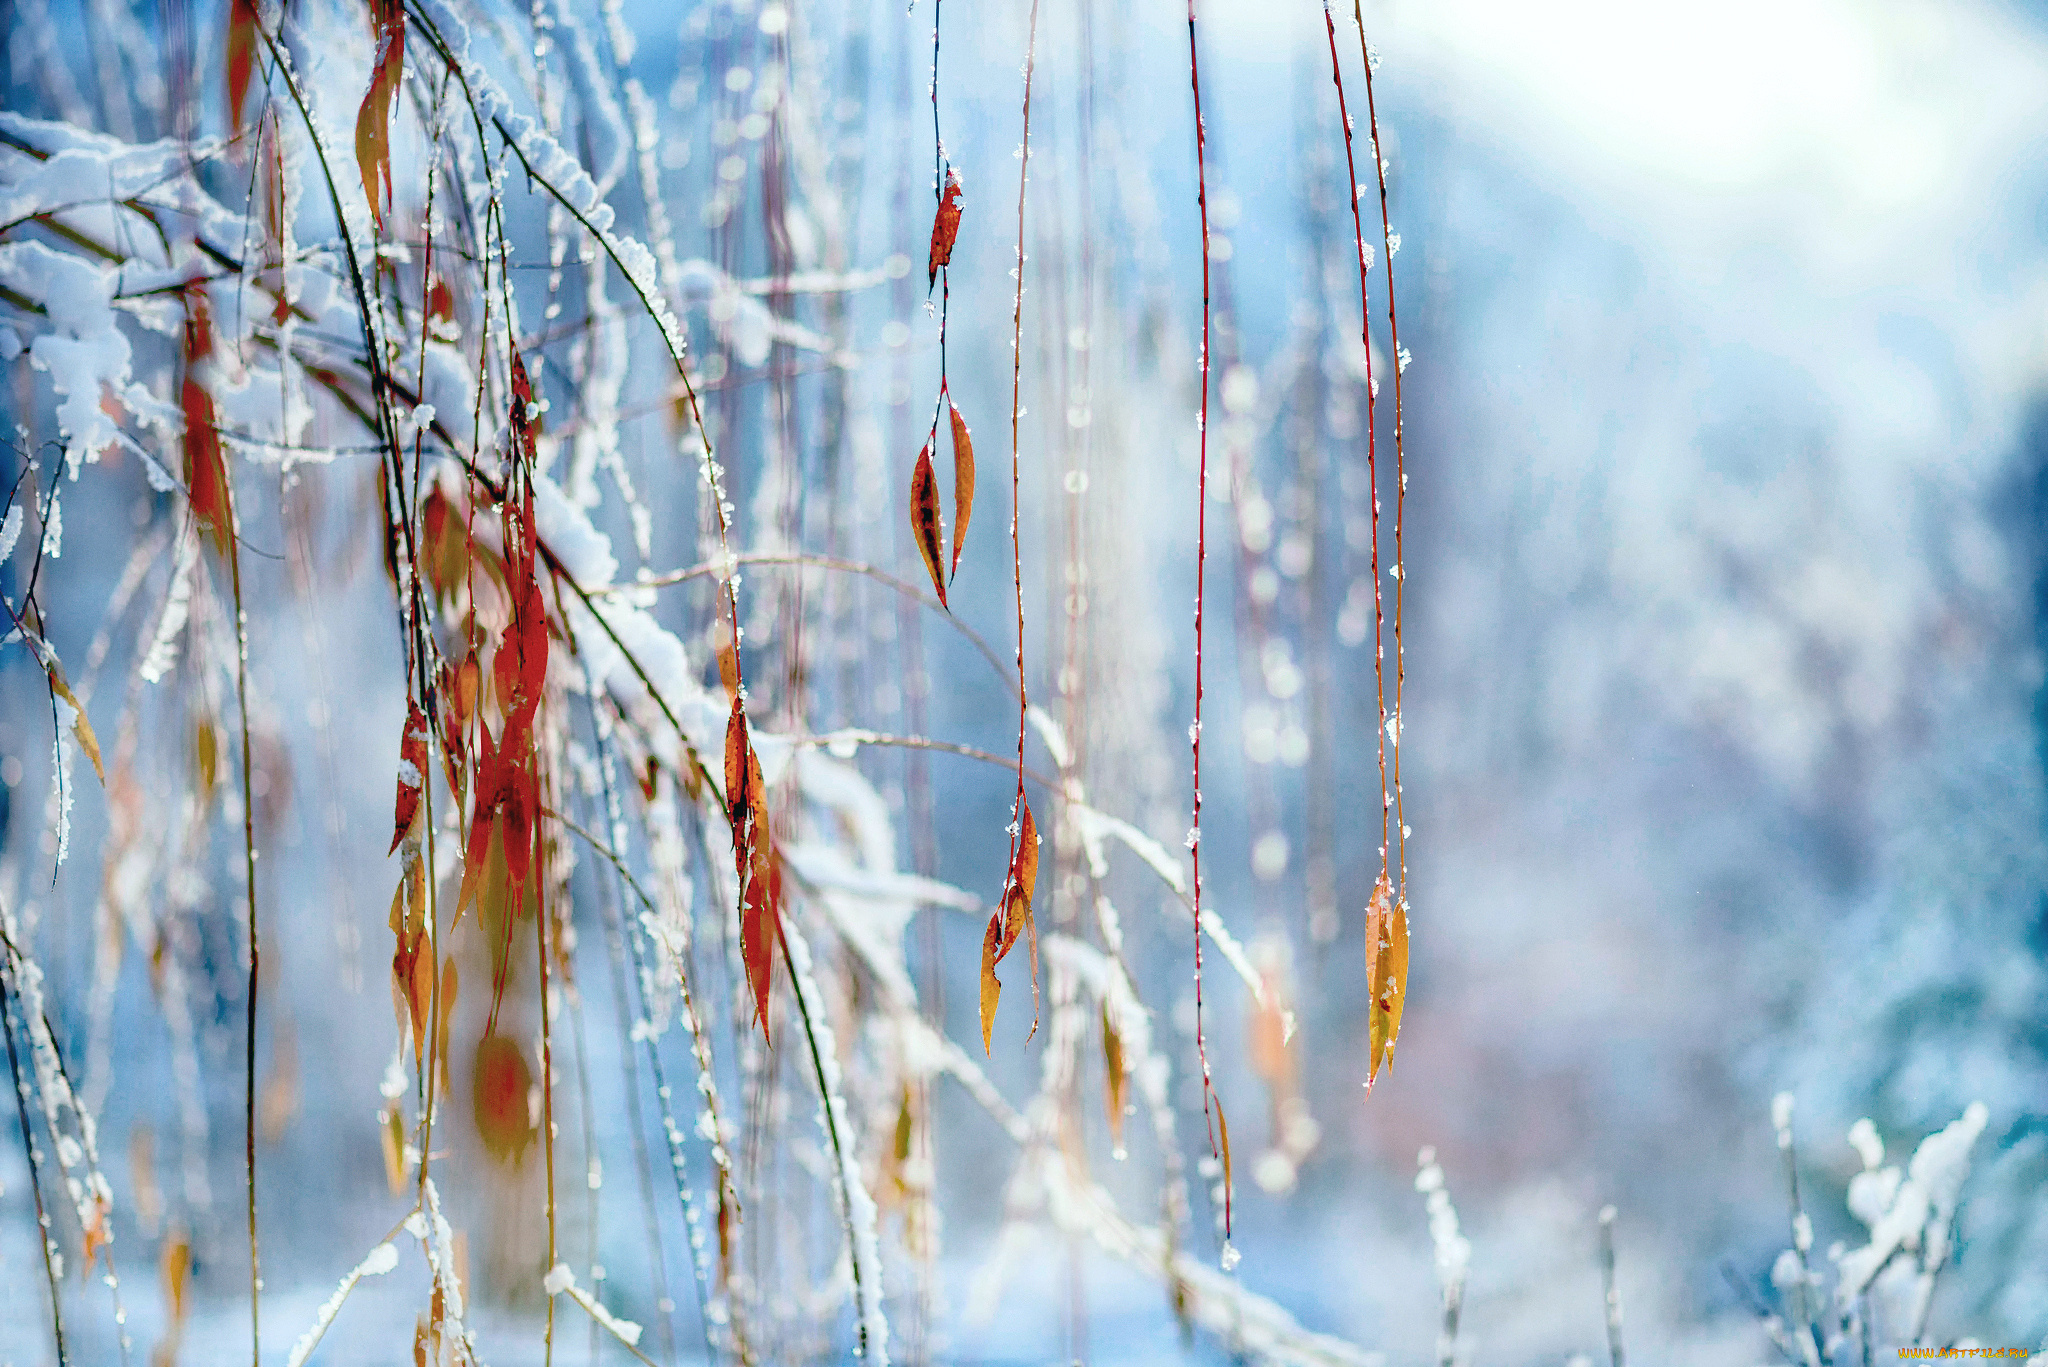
949,401 -> 975,582
182,377 -> 232,560
388,698 -> 429,855
354,0 -> 404,230
226,0 -> 259,137
909,441 -> 947,608
725,696 -> 780,1042
927,168 -> 963,289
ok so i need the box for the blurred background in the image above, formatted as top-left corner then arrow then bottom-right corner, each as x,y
2,0 -> 2045,1362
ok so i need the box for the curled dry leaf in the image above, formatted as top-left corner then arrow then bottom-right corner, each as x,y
909,440 -> 947,608
473,1032 -> 535,1163
949,401 -> 975,581
45,662 -> 103,785
388,698 -> 429,855
354,0 -> 405,229
927,166 -> 963,289
1363,872 -> 1408,1088
979,796 -> 1041,1052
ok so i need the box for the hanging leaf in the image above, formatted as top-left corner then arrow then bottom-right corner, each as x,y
45,662 -> 103,785
909,440 -> 947,608
978,910 -> 1002,1055
182,375 -> 232,560
388,698 -> 430,855
1103,1003 -> 1126,1148
980,796 -> 1041,1052
226,0 -> 259,137
725,695 -> 780,1042
354,0 -> 405,230
194,715 -> 219,796
927,167 -> 963,289
1364,872 -> 1408,1088
949,400 -> 975,581
435,957 -> 458,1091
472,1033 -> 534,1163
1215,1095 -> 1234,1238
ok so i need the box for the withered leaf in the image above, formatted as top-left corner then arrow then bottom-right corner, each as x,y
354,0 -> 404,229
436,957 -> 459,1090
194,716 -> 218,796
909,440 -> 947,608
1364,872 -> 1408,1089
389,698 -> 430,855
725,695 -> 780,1043
977,910 -> 1003,1055
927,167 -> 963,289
226,0 -> 259,136
949,401 -> 975,582
182,375 -> 233,560
45,662 -> 103,785
1215,1095 -> 1234,1238
981,796 -> 1042,1050
1103,1003 -> 1126,1148
472,1033 -> 534,1163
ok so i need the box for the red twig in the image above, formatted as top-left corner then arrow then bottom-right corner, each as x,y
1009,0 -> 1044,1037
1323,1 -> 1389,887
1186,0 -> 1223,1233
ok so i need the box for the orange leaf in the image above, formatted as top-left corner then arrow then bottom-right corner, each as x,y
927,167 -> 963,289
1103,1004 -> 1126,1148
160,1230 -> 191,1330
354,0 -> 404,230
436,956 -> 458,1090
226,0 -> 259,137
909,440 -> 947,608
978,910 -> 1002,1055
1364,872 -> 1408,1088
472,1033 -> 534,1163
389,698 -> 429,855
948,401 -> 975,582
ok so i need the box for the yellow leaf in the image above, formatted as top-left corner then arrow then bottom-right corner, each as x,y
46,664 -> 103,785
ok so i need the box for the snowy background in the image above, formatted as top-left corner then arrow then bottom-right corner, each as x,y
2,0 -> 2046,1363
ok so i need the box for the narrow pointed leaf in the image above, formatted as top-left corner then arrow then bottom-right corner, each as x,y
354,0 -> 404,229
1364,872 -> 1407,1088
909,440 -> 947,608
978,911 -> 1002,1055
389,698 -> 429,854
1216,1096 -> 1234,1238
949,401 -> 975,580
46,664 -> 103,785
182,376 -> 232,560
226,0 -> 259,135
1103,1004 -> 1126,1147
